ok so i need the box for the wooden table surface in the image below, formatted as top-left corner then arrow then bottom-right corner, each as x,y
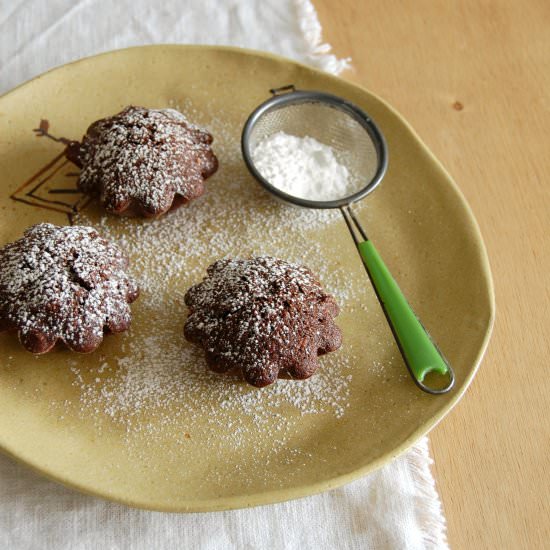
314,1 -> 549,548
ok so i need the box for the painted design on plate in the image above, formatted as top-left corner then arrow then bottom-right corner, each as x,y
10,121 -> 90,223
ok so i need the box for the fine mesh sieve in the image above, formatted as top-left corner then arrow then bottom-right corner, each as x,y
242,87 -> 386,209
241,86 -> 454,394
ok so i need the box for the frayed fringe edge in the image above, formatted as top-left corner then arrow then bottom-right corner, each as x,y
405,437 -> 450,549
294,0 -> 352,75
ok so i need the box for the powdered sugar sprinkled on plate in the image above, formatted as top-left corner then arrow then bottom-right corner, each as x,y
58,102 -> 370,462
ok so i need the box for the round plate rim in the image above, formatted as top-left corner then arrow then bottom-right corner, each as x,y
0,44 -> 495,512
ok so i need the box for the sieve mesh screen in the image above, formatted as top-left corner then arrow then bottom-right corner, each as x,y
247,101 -> 379,198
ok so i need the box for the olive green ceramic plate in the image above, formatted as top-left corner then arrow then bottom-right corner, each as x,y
0,45 -> 494,511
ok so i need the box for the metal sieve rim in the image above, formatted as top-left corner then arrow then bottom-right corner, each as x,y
241,89 -> 389,209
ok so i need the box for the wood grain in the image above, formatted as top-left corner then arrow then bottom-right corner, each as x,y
313,1 -> 550,548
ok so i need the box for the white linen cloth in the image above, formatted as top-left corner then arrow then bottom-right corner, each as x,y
0,1 -> 449,548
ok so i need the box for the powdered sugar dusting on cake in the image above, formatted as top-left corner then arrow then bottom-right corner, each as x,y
0,223 -> 139,353
77,106 -> 218,217
185,257 -> 341,386
56,100 -> 367,463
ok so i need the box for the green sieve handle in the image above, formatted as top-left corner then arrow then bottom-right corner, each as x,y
357,240 -> 453,393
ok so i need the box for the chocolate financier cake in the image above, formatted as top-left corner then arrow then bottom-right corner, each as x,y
68,106 -> 218,217
0,223 -> 139,354
184,257 -> 342,387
